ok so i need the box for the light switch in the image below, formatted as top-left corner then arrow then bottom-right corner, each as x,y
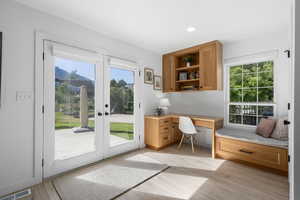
16,91 -> 32,102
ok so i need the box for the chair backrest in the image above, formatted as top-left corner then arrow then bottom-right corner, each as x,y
179,116 -> 197,134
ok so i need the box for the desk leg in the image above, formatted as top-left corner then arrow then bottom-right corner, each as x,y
212,126 -> 216,158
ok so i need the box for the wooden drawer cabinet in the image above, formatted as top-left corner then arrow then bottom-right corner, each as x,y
160,126 -> 170,133
216,136 -> 288,173
159,118 -> 170,127
160,132 -> 171,147
145,114 -> 223,152
144,116 -> 181,150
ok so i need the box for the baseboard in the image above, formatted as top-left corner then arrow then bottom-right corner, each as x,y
0,177 -> 41,198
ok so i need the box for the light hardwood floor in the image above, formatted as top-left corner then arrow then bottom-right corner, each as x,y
31,145 -> 289,200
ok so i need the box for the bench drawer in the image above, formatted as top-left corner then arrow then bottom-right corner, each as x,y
216,136 -> 288,172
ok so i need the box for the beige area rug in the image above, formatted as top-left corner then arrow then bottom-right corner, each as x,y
52,150 -> 169,200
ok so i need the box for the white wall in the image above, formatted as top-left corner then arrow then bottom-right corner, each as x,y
0,0 -> 161,196
167,30 -> 291,147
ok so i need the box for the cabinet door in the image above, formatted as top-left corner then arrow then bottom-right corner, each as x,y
199,45 -> 217,90
162,55 -> 175,92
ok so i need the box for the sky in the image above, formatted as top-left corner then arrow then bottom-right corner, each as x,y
55,57 -> 134,84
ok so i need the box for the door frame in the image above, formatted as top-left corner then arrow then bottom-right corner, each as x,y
35,31 -> 142,181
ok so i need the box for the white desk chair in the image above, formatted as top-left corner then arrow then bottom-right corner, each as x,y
178,116 -> 198,152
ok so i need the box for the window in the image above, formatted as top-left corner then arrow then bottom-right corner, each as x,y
228,61 -> 275,126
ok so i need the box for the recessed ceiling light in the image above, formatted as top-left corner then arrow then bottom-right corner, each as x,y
186,27 -> 196,32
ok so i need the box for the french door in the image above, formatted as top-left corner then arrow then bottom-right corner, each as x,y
43,40 -> 140,177
103,57 -> 140,157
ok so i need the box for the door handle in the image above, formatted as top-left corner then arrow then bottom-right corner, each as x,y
97,112 -> 103,116
284,120 -> 290,125
239,149 -> 253,154
105,112 -> 109,116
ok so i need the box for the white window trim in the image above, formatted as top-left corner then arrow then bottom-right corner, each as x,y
224,50 -> 279,128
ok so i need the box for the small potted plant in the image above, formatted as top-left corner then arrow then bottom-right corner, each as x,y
183,55 -> 193,67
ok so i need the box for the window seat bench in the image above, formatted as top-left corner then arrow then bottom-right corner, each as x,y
216,128 -> 288,149
215,128 -> 288,175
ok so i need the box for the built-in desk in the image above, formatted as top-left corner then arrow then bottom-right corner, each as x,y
144,114 -> 224,158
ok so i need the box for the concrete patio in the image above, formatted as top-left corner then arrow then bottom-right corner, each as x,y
55,129 -> 129,160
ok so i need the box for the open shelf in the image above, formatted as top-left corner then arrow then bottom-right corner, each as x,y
163,41 -> 223,92
176,79 -> 199,83
176,65 -> 199,71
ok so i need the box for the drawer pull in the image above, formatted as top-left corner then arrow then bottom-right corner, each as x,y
164,127 -> 168,130
163,120 -> 168,123
239,149 -> 253,154
163,136 -> 168,140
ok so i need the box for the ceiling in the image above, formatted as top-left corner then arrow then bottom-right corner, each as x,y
16,0 -> 290,54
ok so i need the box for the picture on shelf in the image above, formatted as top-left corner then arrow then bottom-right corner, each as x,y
179,72 -> 188,80
144,68 -> 154,84
153,75 -> 162,90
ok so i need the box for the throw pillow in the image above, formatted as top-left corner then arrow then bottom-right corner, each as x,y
271,117 -> 289,141
256,118 -> 276,138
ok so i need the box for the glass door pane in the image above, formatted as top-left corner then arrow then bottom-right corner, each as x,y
54,57 -> 96,160
109,67 -> 135,147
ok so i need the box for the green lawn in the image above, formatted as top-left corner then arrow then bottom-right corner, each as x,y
55,112 -> 95,129
110,122 -> 134,140
55,112 -> 133,140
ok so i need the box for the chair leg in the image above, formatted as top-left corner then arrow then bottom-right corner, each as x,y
191,135 -> 194,153
177,134 -> 185,149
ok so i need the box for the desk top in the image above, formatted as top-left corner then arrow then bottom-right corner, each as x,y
145,113 -> 223,123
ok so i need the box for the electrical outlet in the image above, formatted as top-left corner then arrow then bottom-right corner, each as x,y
16,91 -> 32,102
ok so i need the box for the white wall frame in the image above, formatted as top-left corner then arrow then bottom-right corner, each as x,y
224,50 -> 279,129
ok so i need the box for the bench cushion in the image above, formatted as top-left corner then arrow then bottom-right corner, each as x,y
216,128 -> 288,149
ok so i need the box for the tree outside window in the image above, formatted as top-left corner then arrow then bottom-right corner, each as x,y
229,61 -> 274,126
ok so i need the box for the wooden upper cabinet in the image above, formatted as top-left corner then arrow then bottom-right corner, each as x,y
199,42 -> 223,90
162,54 -> 175,92
162,41 -> 223,93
